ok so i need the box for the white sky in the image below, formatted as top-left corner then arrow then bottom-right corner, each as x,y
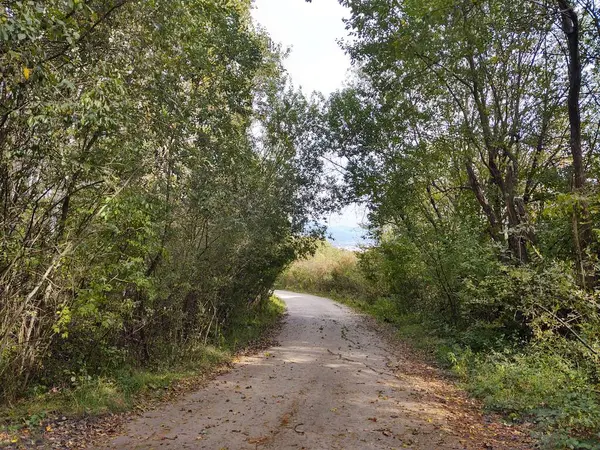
252,0 -> 366,229
252,0 -> 350,97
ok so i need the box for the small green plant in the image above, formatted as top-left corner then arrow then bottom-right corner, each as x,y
25,412 -> 46,428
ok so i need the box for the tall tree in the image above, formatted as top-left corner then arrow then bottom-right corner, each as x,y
336,0 -> 571,263
555,0 -> 594,286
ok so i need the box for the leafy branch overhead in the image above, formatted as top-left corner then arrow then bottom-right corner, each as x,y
0,0 -> 327,401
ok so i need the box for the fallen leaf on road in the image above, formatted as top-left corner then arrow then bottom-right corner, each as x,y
247,436 -> 269,445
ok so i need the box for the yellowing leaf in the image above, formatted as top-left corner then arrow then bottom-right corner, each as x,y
23,67 -> 31,80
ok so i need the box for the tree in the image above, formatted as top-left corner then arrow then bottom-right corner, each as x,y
333,0 -> 599,266
0,0 -> 324,399
317,0 -> 599,324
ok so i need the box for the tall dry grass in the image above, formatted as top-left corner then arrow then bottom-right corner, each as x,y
277,242 -> 378,300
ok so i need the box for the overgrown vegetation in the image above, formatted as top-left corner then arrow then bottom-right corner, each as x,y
282,0 -> 600,448
279,243 -> 600,448
1,295 -> 284,439
0,1 -> 326,407
278,243 -> 375,299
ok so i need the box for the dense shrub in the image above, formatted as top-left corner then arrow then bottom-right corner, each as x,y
466,350 -> 600,449
0,1 -> 325,402
279,242 -> 600,447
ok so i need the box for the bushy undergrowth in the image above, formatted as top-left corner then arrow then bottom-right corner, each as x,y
1,296 -> 285,427
465,350 -> 600,448
279,242 -> 600,449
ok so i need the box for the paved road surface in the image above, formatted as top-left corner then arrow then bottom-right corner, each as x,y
101,290 -> 467,449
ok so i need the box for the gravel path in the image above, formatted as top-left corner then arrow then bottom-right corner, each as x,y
99,291 -> 531,449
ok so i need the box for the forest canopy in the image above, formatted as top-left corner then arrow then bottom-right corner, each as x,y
0,0 -> 328,401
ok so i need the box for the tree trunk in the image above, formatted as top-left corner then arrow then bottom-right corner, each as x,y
557,0 -> 593,286
466,161 -> 501,242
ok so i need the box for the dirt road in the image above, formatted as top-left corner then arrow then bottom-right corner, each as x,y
100,291 -> 531,449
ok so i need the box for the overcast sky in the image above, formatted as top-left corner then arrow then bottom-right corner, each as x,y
252,0 -> 349,96
252,0 -> 367,231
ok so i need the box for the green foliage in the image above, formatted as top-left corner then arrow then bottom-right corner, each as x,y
277,241 -> 380,300
0,1 -> 325,402
466,351 -> 600,449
